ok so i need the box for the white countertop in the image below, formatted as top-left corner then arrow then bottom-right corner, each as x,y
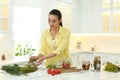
0,68 -> 120,80
1,59 -> 120,80
0,53 -> 120,80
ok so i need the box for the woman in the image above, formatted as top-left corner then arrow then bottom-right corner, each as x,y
30,9 -> 72,67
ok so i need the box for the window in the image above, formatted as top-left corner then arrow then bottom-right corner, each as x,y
12,6 -> 41,56
57,1 -> 71,29
0,0 -> 8,32
102,0 -> 120,33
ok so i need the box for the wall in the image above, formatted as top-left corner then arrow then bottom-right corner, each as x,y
70,34 -> 120,54
81,0 -> 102,33
0,33 -> 14,61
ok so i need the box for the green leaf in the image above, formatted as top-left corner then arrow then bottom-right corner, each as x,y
46,65 -> 55,69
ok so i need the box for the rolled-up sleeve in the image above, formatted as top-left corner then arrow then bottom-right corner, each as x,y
52,30 -> 70,55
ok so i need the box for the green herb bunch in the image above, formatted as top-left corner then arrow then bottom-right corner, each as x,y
1,63 -> 38,76
105,62 -> 120,72
1,64 -> 21,75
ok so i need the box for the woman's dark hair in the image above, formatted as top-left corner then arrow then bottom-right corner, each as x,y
49,9 -> 63,27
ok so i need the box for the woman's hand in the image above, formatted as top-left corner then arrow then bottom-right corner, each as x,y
35,53 -> 56,66
29,56 -> 38,62
36,57 -> 44,66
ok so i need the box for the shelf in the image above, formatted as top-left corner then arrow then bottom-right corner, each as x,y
0,3 -> 8,6
0,17 -> 8,19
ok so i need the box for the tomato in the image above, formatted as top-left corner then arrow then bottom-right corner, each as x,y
54,69 -> 59,74
52,69 -> 56,74
62,63 -> 70,69
47,68 -> 62,76
57,70 -> 62,74
63,65 -> 70,69
47,69 -> 51,74
51,70 -> 56,76
62,61 -> 70,69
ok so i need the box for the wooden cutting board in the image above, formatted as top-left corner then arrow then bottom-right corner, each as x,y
55,67 -> 82,73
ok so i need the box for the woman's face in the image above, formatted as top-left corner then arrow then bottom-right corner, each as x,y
48,14 -> 61,28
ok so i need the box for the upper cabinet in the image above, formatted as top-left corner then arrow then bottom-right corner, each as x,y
2,0 -> 120,33
71,0 -> 120,33
0,0 -> 8,32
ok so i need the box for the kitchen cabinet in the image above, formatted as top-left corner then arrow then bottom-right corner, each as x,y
0,0 -> 9,32
71,0 -> 120,33
71,0 -> 102,33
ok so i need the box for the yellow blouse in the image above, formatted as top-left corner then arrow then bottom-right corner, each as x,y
39,26 -> 71,66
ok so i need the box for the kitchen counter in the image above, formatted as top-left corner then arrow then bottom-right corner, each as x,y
1,52 -> 120,80
0,67 -> 120,80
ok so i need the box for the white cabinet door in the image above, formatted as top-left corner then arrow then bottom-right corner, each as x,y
0,0 -> 9,32
71,0 -> 102,33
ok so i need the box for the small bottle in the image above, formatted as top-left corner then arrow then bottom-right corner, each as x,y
92,47 -> 94,51
1,54 -> 6,61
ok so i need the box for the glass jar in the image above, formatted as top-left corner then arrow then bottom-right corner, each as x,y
82,61 -> 90,70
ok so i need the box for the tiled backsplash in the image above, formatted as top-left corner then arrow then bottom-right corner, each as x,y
70,34 -> 120,54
